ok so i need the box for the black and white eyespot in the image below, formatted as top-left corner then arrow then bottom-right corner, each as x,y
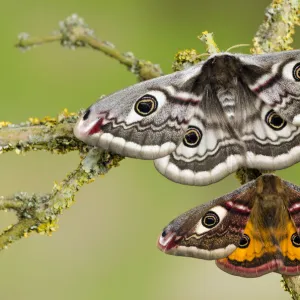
282,61 -> 300,81
201,211 -> 220,229
265,110 -> 287,130
83,108 -> 91,121
238,234 -> 250,249
293,63 -> 300,81
126,91 -> 166,124
194,206 -> 227,235
134,95 -> 158,116
183,126 -> 202,148
291,233 -> 300,247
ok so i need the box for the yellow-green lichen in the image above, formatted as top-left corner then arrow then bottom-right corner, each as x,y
172,49 -> 203,71
198,31 -> 220,54
252,0 -> 300,53
36,220 -> 58,236
135,60 -> 163,81
0,121 -> 12,128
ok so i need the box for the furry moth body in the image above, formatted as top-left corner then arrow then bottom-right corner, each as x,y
74,50 -> 300,186
157,174 -> 300,277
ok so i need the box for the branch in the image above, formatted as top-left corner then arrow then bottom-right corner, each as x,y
0,197 -> 24,210
0,110 -> 78,154
252,0 -> 300,54
198,31 -> 220,54
2,12 -> 167,251
172,32 -> 217,71
16,14 -> 163,81
0,107 -> 123,249
0,146 -> 123,250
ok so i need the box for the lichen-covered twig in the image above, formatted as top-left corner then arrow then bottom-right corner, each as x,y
0,145 -> 123,250
282,277 -> 300,300
0,110 -> 79,155
15,14 -> 163,81
0,107 -> 123,249
1,12 -> 165,251
172,31 -> 216,71
252,0 -> 300,54
0,197 -> 24,210
198,31 -> 220,54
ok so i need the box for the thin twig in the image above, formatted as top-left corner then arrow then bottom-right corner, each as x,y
0,146 -> 123,250
0,112 -> 78,154
16,34 -> 62,47
15,14 -> 163,81
0,198 -> 24,210
0,219 -> 38,250
0,106 -> 124,249
198,31 -> 220,54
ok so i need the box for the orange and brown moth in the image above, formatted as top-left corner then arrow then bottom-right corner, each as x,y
157,174 -> 300,277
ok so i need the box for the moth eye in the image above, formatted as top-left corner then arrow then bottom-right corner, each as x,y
238,234 -> 250,248
134,95 -> 158,116
161,230 -> 167,237
292,63 -> 300,81
201,211 -> 220,229
83,108 -> 91,121
265,110 -> 287,130
183,126 -> 202,148
291,233 -> 300,247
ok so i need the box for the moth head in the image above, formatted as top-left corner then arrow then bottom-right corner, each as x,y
73,88 -> 169,138
73,105 -> 106,146
157,205 -> 237,260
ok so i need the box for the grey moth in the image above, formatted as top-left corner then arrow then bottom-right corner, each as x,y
74,50 -> 300,185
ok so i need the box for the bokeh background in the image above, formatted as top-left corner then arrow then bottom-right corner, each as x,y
1,0 -> 300,299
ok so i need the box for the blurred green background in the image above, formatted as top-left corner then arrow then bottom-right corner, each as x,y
1,0 -> 300,299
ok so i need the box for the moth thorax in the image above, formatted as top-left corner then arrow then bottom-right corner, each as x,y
254,195 -> 288,229
256,175 -> 285,195
208,55 -> 240,78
